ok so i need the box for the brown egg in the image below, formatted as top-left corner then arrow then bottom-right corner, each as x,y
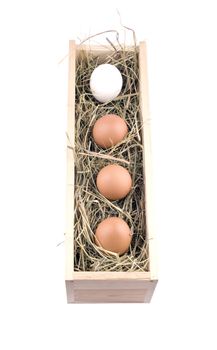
96,164 -> 132,200
92,114 -> 128,149
95,217 -> 132,254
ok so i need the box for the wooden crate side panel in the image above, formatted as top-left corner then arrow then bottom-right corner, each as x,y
139,42 -> 158,280
66,280 -> 157,303
74,289 -> 149,303
73,271 -> 151,281
65,40 -> 76,280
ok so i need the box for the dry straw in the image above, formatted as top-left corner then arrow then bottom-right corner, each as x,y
72,32 -> 149,271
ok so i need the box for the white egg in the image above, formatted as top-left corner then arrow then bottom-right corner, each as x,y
90,64 -> 123,103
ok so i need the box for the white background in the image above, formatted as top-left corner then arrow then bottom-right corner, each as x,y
0,0 -> 217,349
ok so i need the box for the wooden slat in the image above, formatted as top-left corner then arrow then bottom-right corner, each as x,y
139,41 -> 158,280
66,280 -> 157,302
72,272 -> 151,290
73,280 -> 156,291
73,271 -> 150,280
65,40 -> 76,280
74,289 -> 148,303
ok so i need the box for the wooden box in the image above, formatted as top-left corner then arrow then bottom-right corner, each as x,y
65,40 -> 158,303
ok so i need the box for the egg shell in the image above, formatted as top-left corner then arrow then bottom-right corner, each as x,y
96,164 -> 132,200
95,217 -> 132,255
90,64 -> 123,103
93,114 -> 128,149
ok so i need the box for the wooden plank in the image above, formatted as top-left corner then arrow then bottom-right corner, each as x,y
73,272 -> 151,290
74,289 -> 148,303
65,281 -> 75,303
139,42 -> 158,281
66,280 -> 157,303
68,274 -> 157,303
65,40 -> 76,280
73,280 -> 156,291
73,271 -> 150,280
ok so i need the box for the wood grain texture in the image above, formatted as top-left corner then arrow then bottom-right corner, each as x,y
65,41 -> 158,303
139,42 -> 158,280
73,289 -> 150,303
65,40 -> 76,280
66,280 -> 157,303
73,271 -> 151,280
73,272 -> 151,290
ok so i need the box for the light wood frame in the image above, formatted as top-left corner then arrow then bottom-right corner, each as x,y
65,40 -> 158,303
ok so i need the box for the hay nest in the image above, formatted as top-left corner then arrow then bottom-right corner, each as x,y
72,35 -> 149,271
